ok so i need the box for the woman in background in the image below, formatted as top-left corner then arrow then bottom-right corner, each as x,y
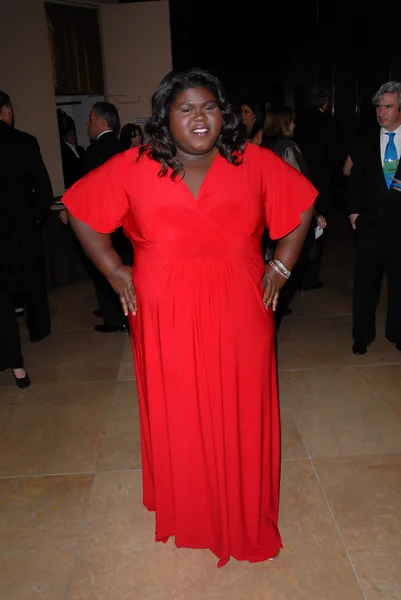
120,122 -> 144,149
261,104 -> 324,326
240,99 -> 264,145
262,105 -> 308,173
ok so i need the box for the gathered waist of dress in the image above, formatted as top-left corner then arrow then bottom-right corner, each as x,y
133,238 -> 262,261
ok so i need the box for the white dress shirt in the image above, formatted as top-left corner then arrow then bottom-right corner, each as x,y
97,130 -> 114,140
64,142 -> 80,158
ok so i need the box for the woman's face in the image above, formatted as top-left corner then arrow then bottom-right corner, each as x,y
64,130 -> 77,145
240,104 -> 256,132
130,130 -> 142,147
169,86 -> 222,159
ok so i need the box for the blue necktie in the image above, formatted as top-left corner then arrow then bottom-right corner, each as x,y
383,132 -> 397,188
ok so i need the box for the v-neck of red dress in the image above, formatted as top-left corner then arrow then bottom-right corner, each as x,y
177,151 -> 221,202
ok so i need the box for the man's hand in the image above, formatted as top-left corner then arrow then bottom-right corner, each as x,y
59,209 -> 69,225
316,214 -> 327,229
348,213 -> 360,230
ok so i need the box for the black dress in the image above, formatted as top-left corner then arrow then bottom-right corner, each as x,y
260,136 -> 315,324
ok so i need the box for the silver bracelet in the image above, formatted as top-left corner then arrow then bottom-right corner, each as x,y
268,260 -> 289,279
273,259 -> 291,279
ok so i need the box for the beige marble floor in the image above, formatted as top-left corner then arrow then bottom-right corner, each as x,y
1,215 -> 400,600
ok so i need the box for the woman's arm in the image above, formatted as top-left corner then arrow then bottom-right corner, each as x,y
262,205 -> 314,310
343,154 -> 353,177
67,211 -> 136,315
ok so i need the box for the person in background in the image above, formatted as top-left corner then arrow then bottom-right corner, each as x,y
261,104 -> 325,326
60,102 -> 131,332
262,104 -> 308,171
294,85 -> 333,290
347,80 -> 401,355
120,122 -> 144,149
83,101 -> 126,173
84,102 -> 132,332
62,67 -> 316,567
343,154 -> 353,177
240,99 -> 264,145
60,121 -> 86,190
0,90 -> 53,387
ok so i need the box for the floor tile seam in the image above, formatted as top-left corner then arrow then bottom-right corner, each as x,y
310,452 -> 401,463
309,460 -> 369,600
50,331 -> 132,338
6,452 -> 388,478
278,360 -> 401,373
64,472 -> 96,600
4,452 -> 400,480
281,457 -> 315,462
94,377 -> 121,473
288,312 -> 352,319
0,468 -> 143,480
0,377 -> 134,389
46,327 -> 94,332
284,395 -> 314,463
18,328 -> 100,337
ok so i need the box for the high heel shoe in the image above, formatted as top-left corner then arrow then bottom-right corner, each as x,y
12,370 -> 31,389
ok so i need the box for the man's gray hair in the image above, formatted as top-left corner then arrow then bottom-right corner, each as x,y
92,101 -> 121,134
372,81 -> 401,111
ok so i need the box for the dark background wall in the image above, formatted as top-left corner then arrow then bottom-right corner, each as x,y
119,0 -> 401,169
166,0 -> 401,160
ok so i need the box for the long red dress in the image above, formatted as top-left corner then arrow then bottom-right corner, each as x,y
63,143 -> 317,567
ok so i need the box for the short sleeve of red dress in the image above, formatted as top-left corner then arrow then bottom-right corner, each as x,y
62,152 -> 129,234
259,147 -> 318,240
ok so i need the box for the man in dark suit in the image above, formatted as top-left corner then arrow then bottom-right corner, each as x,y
347,81 -> 401,355
294,85 -> 332,290
84,101 -> 126,173
0,91 -> 53,347
83,101 -> 131,333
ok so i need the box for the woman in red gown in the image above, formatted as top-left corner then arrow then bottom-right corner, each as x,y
63,68 -> 317,567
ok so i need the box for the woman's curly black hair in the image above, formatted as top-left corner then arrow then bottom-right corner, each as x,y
139,67 -> 246,179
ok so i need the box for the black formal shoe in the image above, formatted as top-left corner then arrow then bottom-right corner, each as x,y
352,342 -> 367,355
93,309 -> 102,317
29,331 -> 50,343
299,281 -> 325,291
395,341 -> 401,352
94,323 -> 129,333
13,371 -> 31,389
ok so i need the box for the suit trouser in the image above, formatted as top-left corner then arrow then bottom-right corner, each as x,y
11,241 -> 51,343
353,216 -> 401,345
24,272 -> 51,343
0,293 -> 24,370
300,228 -> 326,286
